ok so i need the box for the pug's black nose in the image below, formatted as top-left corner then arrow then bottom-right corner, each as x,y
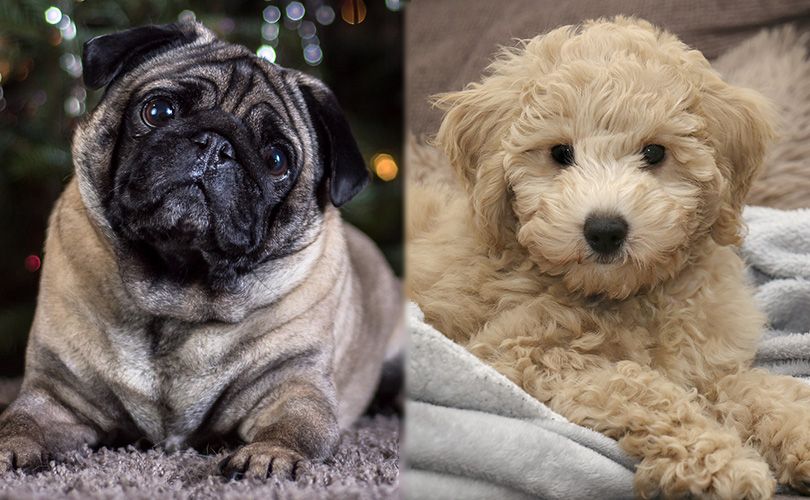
191,131 -> 235,162
584,215 -> 628,255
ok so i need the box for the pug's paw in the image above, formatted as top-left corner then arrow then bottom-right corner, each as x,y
0,434 -> 49,474
219,442 -> 306,481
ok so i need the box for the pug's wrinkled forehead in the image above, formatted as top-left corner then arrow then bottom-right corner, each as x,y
73,21 -> 368,227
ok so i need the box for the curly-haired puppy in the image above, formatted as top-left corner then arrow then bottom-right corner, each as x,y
407,17 -> 809,499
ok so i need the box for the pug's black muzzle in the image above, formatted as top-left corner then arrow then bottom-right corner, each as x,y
107,111 -> 278,283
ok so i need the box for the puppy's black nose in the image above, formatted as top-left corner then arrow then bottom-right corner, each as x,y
191,131 -> 235,162
584,215 -> 628,255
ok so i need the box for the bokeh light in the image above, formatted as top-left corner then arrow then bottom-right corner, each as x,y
262,5 -> 281,23
178,10 -> 196,23
372,153 -> 398,181
303,44 -> 323,66
61,20 -> 77,41
44,6 -> 62,25
301,35 -> 319,48
64,96 -> 81,116
285,2 -> 306,22
262,22 -> 280,41
59,53 -> 82,78
256,44 -> 277,63
298,20 -> 316,39
315,5 -> 336,25
24,255 -> 41,272
385,0 -> 404,11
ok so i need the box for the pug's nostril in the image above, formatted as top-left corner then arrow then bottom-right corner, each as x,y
218,141 -> 235,161
583,214 -> 628,256
191,132 -> 236,163
191,133 -> 210,148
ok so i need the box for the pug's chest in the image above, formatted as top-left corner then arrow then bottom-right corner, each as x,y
103,320 -> 246,446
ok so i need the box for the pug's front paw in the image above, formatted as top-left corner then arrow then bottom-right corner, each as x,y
0,434 -> 49,474
219,442 -> 306,481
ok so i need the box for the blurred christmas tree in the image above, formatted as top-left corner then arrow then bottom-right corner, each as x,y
0,0 -> 403,376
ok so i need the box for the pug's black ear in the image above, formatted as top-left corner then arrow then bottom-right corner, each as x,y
298,76 -> 369,207
82,23 -> 196,90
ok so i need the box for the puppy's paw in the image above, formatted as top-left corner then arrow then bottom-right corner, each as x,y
771,431 -> 810,493
0,434 -> 49,474
219,442 -> 306,481
635,447 -> 775,500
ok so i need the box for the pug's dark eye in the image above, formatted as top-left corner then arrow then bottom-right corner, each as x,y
550,144 -> 575,166
641,144 -> 666,166
141,98 -> 175,127
269,146 -> 288,177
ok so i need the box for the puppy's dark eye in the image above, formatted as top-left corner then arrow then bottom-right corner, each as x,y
641,144 -> 666,166
550,144 -> 575,166
269,146 -> 288,177
141,98 -> 175,127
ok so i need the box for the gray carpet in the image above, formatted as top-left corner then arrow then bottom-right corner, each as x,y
0,379 -> 400,499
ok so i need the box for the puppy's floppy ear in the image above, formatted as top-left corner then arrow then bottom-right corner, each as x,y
82,23 -> 197,90
433,77 -> 520,249
699,76 -> 775,246
298,75 -> 369,207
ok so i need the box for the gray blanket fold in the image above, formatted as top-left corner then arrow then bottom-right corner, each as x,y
404,207 -> 810,499
404,304 -> 637,500
745,206 -> 810,378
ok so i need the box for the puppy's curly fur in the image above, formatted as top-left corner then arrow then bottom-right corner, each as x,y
408,17 -> 810,499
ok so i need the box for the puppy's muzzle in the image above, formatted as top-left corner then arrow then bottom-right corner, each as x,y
584,214 -> 628,256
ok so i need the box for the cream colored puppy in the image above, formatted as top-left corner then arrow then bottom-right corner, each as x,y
408,17 -> 809,499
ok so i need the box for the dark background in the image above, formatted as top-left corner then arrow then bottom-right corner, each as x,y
0,0 -> 403,376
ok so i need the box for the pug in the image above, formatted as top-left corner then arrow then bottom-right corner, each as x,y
0,21 -> 403,480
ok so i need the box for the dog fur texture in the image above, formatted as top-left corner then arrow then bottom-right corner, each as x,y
407,17 -> 810,499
